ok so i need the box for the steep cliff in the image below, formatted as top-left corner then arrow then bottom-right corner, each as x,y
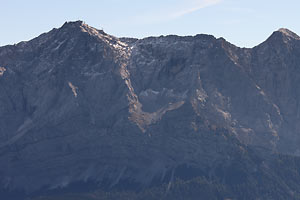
1,21 -> 300,199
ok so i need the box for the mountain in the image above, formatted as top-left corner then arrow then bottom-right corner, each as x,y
1,21 -> 300,199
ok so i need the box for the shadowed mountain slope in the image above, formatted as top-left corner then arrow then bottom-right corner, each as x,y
1,21 -> 300,199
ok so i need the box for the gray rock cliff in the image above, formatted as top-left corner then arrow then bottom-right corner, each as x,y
1,21 -> 300,197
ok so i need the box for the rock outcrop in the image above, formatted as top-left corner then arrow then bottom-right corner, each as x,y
1,21 -> 300,199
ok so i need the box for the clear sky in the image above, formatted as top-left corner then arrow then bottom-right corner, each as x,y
1,0 -> 299,47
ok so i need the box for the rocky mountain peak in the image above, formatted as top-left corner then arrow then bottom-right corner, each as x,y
277,28 -> 300,39
62,20 -> 85,27
262,28 -> 300,47
2,22 -> 300,199
59,20 -> 108,38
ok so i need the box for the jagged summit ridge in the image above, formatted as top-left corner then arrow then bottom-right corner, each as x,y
51,22 -> 300,48
62,20 -> 85,27
60,20 -> 113,40
1,21 -> 300,199
0,21 -> 299,50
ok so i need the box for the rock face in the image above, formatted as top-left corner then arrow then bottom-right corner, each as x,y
1,21 -> 300,198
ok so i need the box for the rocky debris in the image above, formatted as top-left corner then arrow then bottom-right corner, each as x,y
0,67 -> 5,76
0,21 -> 300,198
68,82 -> 78,98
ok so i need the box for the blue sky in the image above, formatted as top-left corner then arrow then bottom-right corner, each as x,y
1,0 -> 299,47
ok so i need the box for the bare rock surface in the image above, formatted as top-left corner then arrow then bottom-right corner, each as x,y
1,21 -> 300,198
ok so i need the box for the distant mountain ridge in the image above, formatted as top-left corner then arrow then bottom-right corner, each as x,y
1,21 -> 300,199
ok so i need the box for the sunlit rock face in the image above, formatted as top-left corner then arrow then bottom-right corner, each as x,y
0,21 -> 300,196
